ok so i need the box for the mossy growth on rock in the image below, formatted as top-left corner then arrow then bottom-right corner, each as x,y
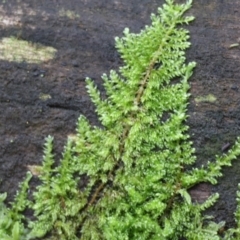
2,0 -> 240,239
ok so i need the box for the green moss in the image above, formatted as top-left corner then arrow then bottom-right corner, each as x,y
195,94 -> 217,103
59,8 -> 80,19
39,93 -> 52,101
0,37 -> 56,64
2,1 -> 240,239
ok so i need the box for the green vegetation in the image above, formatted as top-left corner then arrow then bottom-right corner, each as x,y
195,94 -> 217,103
1,0 -> 240,239
59,8 -> 80,20
0,37 -> 56,64
39,93 -> 52,101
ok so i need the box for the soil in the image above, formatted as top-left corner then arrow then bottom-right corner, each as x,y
1,0 -> 240,231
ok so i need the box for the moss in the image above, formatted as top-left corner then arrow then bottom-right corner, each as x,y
0,37 -> 56,64
195,93 -> 217,103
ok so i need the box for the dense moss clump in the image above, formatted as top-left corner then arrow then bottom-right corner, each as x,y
1,0 -> 240,239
